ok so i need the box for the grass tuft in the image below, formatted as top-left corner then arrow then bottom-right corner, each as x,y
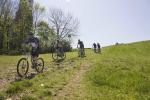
6,83 -> 23,95
21,95 -> 37,100
0,92 -> 5,100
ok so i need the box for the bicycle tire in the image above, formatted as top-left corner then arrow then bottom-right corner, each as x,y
35,58 -> 44,73
52,50 -> 58,60
61,52 -> 66,59
17,58 -> 29,77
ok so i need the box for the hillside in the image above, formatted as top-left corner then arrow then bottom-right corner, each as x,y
83,40 -> 150,100
0,40 -> 150,100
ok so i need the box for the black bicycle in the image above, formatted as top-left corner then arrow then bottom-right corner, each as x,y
17,52 -> 44,77
78,48 -> 85,58
52,48 -> 66,60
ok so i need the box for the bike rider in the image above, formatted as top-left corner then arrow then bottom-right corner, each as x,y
77,39 -> 85,56
93,43 -> 97,53
97,43 -> 101,53
25,31 -> 40,68
56,40 -> 64,57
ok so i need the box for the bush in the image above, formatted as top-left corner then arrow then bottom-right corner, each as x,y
0,49 -> 3,54
7,50 -> 21,55
0,49 -> 8,54
0,49 -> 21,55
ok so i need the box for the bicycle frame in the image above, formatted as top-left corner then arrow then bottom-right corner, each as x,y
78,48 -> 84,57
21,51 -> 36,67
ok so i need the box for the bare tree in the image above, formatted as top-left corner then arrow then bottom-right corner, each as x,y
48,8 -> 79,41
32,2 -> 45,34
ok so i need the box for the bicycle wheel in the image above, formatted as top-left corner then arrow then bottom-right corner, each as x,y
78,49 -> 80,57
81,50 -> 84,58
52,50 -> 59,60
35,58 -> 44,73
61,52 -> 66,59
78,49 -> 84,58
17,58 -> 29,77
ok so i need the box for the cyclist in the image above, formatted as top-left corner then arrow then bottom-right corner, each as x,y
25,32 -> 40,68
77,39 -> 85,57
56,40 -> 64,57
97,43 -> 101,53
93,43 -> 97,53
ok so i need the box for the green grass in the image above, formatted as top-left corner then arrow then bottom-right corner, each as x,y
0,92 -> 5,100
83,40 -> 150,100
0,40 -> 150,99
0,51 -> 87,99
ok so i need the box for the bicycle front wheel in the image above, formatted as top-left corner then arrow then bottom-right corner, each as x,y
17,58 -> 29,77
35,58 -> 44,73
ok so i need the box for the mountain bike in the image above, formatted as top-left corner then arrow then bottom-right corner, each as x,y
78,48 -> 85,58
93,48 -> 96,53
97,48 -> 101,54
17,52 -> 44,77
52,47 -> 66,60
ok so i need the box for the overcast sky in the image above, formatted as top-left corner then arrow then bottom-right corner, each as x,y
36,0 -> 150,47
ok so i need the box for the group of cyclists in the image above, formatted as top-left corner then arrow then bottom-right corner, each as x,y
93,43 -> 101,53
25,31 -> 102,57
17,31 -> 102,77
24,31 -> 102,59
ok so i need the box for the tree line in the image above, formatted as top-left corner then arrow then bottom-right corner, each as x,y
0,0 -> 79,55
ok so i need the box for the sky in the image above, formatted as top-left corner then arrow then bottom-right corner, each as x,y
36,0 -> 150,48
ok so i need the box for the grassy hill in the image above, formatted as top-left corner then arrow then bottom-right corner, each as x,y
83,40 -> 150,100
0,40 -> 150,100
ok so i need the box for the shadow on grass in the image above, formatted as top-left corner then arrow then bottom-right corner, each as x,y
25,73 -> 37,80
54,59 -> 64,63
52,56 -> 79,65
15,73 -> 37,82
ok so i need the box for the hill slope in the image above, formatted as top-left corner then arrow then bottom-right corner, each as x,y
83,40 -> 150,100
0,40 -> 150,100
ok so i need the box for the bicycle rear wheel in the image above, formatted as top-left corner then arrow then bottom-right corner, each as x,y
17,58 -> 29,77
52,50 -> 59,60
78,49 -> 84,58
61,52 -> 66,59
35,58 -> 44,73
81,50 -> 84,58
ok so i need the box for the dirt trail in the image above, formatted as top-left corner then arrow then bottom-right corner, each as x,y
0,68 -> 17,91
53,62 -> 91,100
0,67 -> 44,92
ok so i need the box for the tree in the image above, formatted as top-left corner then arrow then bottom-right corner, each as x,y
37,21 -> 56,53
32,2 -> 45,34
48,8 -> 79,41
14,0 -> 33,50
0,0 -> 18,51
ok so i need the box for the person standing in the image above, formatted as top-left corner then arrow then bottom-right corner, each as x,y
97,43 -> 101,53
93,43 -> 97,53
25,32 -> 40,68
77,39 -> 85,57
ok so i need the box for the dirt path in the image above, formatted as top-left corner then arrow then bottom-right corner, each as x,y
0,68 -> 17,91
0,67 -> 47,92
53,62 -> 91,100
